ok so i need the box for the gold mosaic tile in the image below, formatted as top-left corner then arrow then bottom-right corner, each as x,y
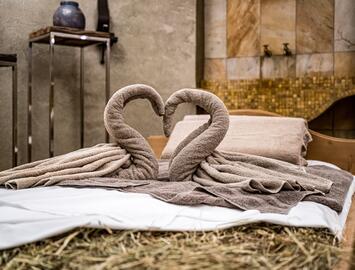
201,77 -> 355,120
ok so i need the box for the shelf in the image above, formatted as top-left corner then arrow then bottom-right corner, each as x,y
29,26 -> 111,47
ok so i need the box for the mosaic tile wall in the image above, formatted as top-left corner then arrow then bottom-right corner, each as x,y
201,76 -> 355,120
203,0 -> 355,119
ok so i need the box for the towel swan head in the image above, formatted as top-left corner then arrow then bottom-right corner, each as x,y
163,89 -> 229,181
104,84 -> 165,179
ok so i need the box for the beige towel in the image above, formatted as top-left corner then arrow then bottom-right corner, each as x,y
0,84 -> 164,189
161,115 -> 311,165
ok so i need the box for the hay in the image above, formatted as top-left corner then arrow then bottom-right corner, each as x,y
0,223 -> 344,270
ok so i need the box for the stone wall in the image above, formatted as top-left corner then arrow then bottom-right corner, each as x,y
204,0 -> 355,80
0,0 -> 197,169
202,0 -> 355,139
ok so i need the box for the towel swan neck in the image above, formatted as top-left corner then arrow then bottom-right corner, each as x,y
163,89 -> 229,181
104,84 -> 165,179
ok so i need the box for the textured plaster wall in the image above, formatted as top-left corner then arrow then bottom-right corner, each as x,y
0,0 -> 197,169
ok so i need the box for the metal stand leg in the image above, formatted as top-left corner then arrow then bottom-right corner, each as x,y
80,47 -> 84,148
12,64 -> 17,167
28,42 -> 33,162
49,34 -> 55,157
105,40 -> 110,143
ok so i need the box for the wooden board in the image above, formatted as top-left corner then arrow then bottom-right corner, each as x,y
307,131 -> 355,175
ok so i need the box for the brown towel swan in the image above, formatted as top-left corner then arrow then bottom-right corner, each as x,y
0,84 -> 164,189
163,89 -> 333,194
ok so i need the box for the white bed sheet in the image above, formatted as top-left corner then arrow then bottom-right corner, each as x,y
0,160 -> 354,250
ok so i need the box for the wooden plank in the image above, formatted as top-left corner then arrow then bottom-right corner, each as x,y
307,130 -> 355,174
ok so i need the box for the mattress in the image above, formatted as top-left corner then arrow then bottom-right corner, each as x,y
0,160 -> 354,250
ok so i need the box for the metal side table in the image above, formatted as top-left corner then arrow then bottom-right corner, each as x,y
28,27 -> 111,161
0,54 -> 17,167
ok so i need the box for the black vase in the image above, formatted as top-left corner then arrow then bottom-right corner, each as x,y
53,1 -> 86,30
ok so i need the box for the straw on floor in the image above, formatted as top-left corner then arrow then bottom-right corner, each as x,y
0,224 -> 346,270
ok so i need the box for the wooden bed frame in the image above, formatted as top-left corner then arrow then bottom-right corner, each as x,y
147,109 -> 355,270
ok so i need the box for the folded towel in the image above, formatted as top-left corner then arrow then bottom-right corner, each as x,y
161,115 -> 311,165
0,84 -> 165,189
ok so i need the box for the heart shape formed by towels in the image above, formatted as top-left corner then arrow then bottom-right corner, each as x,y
59,88 -> 347,214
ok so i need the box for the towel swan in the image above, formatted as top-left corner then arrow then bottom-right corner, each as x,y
104,83 -> 165,179
163,89 -> 333,194
163,89 -> 229,182
0,84 -> 164,189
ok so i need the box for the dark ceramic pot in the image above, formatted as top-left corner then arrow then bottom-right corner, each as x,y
53,1 -> 86,29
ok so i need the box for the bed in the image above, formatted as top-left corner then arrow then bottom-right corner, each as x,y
147,109 -> 355,270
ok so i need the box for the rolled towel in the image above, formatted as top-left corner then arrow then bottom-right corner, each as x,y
161,115 -> 311,165
0,84 -> 164,189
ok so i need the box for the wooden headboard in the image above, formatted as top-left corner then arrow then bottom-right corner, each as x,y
148,109 -> 355,174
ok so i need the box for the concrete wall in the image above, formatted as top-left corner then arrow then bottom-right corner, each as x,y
0,0 -> 197,169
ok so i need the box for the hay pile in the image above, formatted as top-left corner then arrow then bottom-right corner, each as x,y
0,223 -> 344,270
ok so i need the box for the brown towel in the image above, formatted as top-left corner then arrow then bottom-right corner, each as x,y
0,84 -> 164,189
161,115 -> 311,165
59,162 -> 353,214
